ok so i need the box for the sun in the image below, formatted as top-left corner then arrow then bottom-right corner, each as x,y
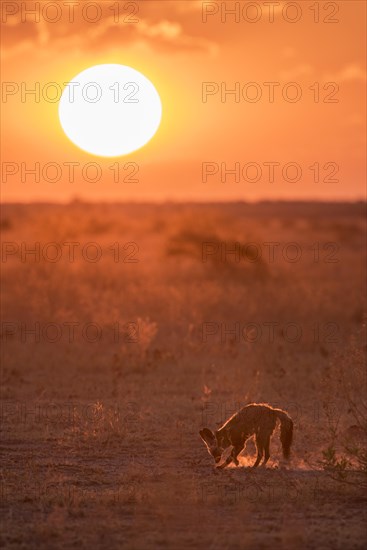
58,64 -> 162,157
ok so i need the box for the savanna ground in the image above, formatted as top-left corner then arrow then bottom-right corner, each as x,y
1,201 -> 366,549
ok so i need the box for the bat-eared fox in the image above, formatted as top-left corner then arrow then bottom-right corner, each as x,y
199,403 -> 293,468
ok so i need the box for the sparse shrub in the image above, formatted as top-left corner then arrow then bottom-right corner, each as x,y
166,227 -> 268,280
135,316 -> 158,361
0,218 -> 12,231
321,331 -> 367,486
321,446 -> 350,479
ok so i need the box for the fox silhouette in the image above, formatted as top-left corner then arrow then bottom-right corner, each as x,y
199,403 -> 293,468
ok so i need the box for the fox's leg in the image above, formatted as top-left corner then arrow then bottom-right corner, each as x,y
262,435 -> 270,466
253,436 -> 264,468
216,443 -> 243,469
216,455 -> 233,469
230,444 -> 243,466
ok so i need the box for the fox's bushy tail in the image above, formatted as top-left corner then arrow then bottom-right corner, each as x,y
275,409 -> 293,459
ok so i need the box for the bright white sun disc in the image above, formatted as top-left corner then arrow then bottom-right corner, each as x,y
58,64 -> 162,157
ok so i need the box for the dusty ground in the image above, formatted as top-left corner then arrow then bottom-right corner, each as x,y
1,201 -> 366,549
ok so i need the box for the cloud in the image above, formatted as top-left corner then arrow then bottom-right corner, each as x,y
278,64 -> 314,80
135,18 -> 218,54
319,64 -> 366,85
333,64 -> 366,82
1,1 -> 218,59
277,62 -> 366,84
86,15 -> 218,55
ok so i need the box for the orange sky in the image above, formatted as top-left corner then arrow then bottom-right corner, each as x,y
1,0 -> 366,202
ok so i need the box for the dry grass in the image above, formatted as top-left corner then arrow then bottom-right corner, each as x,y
1,201 -> 366,549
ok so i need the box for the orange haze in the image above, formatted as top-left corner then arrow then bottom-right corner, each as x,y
1,0 -> 366,202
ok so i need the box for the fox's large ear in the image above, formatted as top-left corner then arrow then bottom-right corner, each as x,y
199,428 -> 215,446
